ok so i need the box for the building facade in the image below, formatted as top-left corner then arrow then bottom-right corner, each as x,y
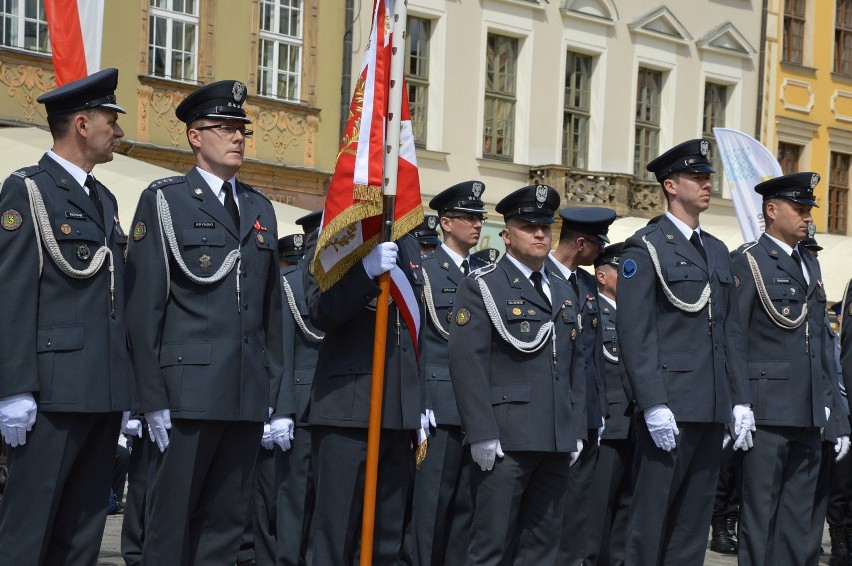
0,0 -> 345,210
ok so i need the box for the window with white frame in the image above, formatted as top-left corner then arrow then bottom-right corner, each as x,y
258,0 -> 302,102
483,34 -> 517,160
1,0 -> 49,53
149,0 -> 198,82
405,15 -> 430,148
703,82 -> 727,195
634,67 -> 662,180
562,51 -> 591,169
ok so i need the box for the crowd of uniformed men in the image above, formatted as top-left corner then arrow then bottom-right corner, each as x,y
1,69 -> 852,566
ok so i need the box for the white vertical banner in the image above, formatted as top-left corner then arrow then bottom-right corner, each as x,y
713,127 -> 782,242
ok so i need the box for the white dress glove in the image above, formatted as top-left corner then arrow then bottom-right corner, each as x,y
0,393 -> 37,447
145,409 -> 172,453
732,404 -> 755,451
836,435 -> 850,462
417,409 -> 436,446
570,439 -> 584,467
362,242 -> 399,278
261,423 -> 274,450
270,416 -> 295,452
644,404 -> 679,452
471,439 -> 503,471
598,417 -> 605,446
120,411 -> 143,438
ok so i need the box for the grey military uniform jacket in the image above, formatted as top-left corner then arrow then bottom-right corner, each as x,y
448,257 -> 584,452
279,263 -> 322,426
124,167 -> 287,422
618,216 -> 750,423
420,246 -> 487,427
0,154 -> 132,412
304,234 -> 424,430
576,267 -> 607,432
599,299 -> 631,441
730,235 -> 833,428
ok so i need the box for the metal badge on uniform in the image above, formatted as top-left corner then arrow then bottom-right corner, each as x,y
512,307 -> 522,316
256,232 -> 265,245
1,209 -> 22,231
564,299 -> 573,308
194,187 -> 204,195
622,259 -> 637,279
592,317 -> 598,328
602,306 -> 610,314
571,327 -> 577,340
199,254 -> 212,269
561,307 -> 570,323
700,140 -> 710,155
427,216 -> 438,230
294,234 -> 304,248
472,182 -> 483,198
519,321 -> 531,333
60,223 -> 72,235
76,243 -> 90,260
446,310 -> 453,323
456,308 -> 471,326
527,309 -> 536,316
666,234 -> 674,240
133,222 -> 147,241
442,261 -> 450,270
782,307 -> 791,316
769,249 -> 778,256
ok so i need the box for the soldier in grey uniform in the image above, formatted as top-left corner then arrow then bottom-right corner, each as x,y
303,228 -> 425,564
448,184 -> 584,565
584,243 -> 635,565
411,180 -> 489,566
731,172 -> 848,565
617,139 -> 754,564
124,80 -> 292,566
547,206 -> 615,564
0,68 -> 132,565
276,210 -> 323,566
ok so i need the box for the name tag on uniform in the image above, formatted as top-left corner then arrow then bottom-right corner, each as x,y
441,288 -> 456,293
774,278 -> 790,284
194,221 -> 215,228
507,300 -> 525,305
675,260 -> 690,266
65,211 -> 87,219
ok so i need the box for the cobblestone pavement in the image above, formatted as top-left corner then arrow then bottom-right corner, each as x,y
98,513 -> 835,565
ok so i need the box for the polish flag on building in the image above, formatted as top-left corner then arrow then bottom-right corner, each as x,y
45,0 -> 104,86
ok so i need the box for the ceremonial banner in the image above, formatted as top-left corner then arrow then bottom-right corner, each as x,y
313,0 -> 423,292
713,127 -> 782,242
45,0 -> 104,86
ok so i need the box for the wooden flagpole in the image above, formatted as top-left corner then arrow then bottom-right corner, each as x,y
360,1 -> 408,564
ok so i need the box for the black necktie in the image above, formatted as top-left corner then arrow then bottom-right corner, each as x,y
222,182 -> 239,228
791,249 -> 805,280
461,259 -> 469,276
85,175 -> 103,218
689,231 -> 707,262
568,272 -> 580,298
530,271 -> 550,306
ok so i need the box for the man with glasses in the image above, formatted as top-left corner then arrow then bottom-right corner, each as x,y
124,80 -> 293,565
546,206 -> 616,564
411,181 -> 489,565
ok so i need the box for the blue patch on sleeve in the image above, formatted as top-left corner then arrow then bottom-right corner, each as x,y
622,258 -> 637,279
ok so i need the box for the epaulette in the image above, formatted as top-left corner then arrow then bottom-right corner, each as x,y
281,264 -> 300,277
10,165 -> 41,179
471,262 -> 497,279
737,241 -> 758,254
420,251 -> 436,261
146,176 -> 184,191
241,183 -> 271,202
630,222 -> 658,239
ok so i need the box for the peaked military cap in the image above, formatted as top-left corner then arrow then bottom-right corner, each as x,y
559,207 -> 617,244
496,184 -> 560,224
429,180 -> 487,216
755,172 -> 820,207
594,242 -> 624,268
472,247 -> 500,265
799,236 -> 822,252
295,210 -> 322,234
410,214 -> 441,246
37,68 -> 126,116
176,80 -> 251,124
278,233 -> 306,260
646,139 -> 714,182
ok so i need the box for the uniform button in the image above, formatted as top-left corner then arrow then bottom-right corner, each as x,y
76,230 -> 81,235
243,303 -> 249,310
202,236 -> 208,243
178,356 -> 183,363
449,299 -> 454,304
662,364 -> 668,369
296,378 -> 301,383
502,395 -> 507,400
402,346 -> 407,352
348,365 -> 355,371
244,336 -> 250,343
683,274 -> 688,279
111,313 -> 116,319
243,272 -> 248,278
761,371 -> 766,376
45,340 -> 51,348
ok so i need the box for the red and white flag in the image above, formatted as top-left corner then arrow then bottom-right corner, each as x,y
45,0 -> 104,86
312,0 -> 423,342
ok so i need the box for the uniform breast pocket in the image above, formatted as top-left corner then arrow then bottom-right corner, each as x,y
766,283 -> 802,314
432,292 -> 455,324
180,228 -> 226,275
505,306 -> 542,337
54,219 -> 103,267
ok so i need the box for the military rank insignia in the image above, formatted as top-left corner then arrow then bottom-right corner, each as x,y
133,222 -> 147,241
456,308 -> 471,326
199,254 -> 212,269
1,209 -> 22,231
